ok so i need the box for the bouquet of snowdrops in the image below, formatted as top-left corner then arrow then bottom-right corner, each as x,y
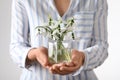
36,15 -> 75,63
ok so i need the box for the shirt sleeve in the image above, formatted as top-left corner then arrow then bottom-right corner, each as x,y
10,0 -> 32,69
73,0 -> 108,76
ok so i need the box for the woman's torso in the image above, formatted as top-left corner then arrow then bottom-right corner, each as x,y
20,0 -> 98,80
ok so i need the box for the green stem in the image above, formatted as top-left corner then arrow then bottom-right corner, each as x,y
56,41 -> 71,62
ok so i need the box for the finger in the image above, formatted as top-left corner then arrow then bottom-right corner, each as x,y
46,62 -> 53,69
50,67 -> 72,75
49,65 -> 56,74
56,70 -> 72,75
49,68 -> 57,74
66,62 -> 75,67
49,64 -> 75,75
49,63 -> 72,75
60,64 -> 81,72
57,62 -> 66,67
49,64 -> 61,74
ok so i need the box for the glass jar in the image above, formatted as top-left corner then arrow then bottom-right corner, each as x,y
48,40 -> 72,63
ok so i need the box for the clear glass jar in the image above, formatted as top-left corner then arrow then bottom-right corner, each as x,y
48,40 -> 72,63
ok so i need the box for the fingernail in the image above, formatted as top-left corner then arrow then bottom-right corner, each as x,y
60,67 -> 64,71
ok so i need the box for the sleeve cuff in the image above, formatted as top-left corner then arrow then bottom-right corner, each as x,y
21,47 -> 35,69
72,66 -> 83,76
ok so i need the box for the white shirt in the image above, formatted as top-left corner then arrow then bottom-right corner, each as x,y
10,0 -> 108,80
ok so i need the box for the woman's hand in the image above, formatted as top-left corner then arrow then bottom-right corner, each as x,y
26,47 -> 51,68
49,49 -> 85,75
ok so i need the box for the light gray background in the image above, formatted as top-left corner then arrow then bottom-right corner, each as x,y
0,0 -> 120,80
0,0 -> 21,80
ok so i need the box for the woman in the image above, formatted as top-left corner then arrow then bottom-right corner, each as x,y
10,0 -> 108,80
